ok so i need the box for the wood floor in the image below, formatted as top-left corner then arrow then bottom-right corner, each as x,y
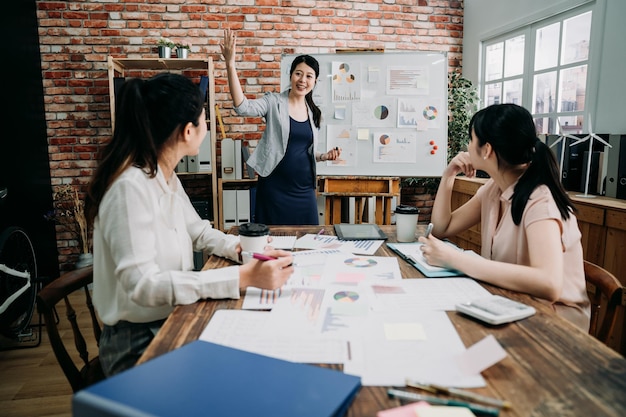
0,292 -> 98,417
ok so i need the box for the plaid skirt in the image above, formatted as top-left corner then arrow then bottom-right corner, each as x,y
99,318 -> 165,377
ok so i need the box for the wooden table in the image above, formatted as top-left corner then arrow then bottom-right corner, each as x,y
138,225 -> 626,417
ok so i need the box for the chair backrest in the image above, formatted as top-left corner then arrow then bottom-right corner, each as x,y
584,260 -> 625,346
36,265 -> 105,392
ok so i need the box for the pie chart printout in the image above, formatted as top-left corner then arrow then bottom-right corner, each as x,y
374,105 -> 389,120
333,290 -> 360,303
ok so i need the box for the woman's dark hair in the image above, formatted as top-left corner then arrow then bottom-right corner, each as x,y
86,73 -> 204,225
469,103 -> 576,225
290,55 -> 321,129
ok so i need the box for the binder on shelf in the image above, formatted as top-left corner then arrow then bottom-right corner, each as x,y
234,139 -> 243,180
176,156 -> 188,173
73,340 -> 361,417
222,189 -> 237,230
580,150 -> 605,195
236,189 -> 250,224
606,134 -> 626,199
221,138 -> 236,180
187,154 -> 199,173
198,131 -> 212,173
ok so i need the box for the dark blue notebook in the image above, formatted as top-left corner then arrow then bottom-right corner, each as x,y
73,340 -> 361,417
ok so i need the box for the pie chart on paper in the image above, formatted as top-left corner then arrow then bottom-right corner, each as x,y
333,291 -> 360,303
374,105 -> 389,120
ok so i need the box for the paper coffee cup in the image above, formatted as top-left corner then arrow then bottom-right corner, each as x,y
238,223 -> 270,263
395,205 -> 419,242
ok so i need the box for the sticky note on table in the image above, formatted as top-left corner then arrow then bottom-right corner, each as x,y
415,405 -> 476,416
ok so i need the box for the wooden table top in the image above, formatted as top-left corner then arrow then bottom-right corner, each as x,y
138,225 -> 626,417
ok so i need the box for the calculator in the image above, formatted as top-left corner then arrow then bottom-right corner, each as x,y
456,295 -> 536,325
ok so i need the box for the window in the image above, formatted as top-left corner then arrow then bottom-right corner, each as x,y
481,6 -> 594,135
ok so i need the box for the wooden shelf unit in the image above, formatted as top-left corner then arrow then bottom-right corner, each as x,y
106,56 -> 218,226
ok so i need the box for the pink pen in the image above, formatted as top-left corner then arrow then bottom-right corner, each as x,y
241,251 -> 296,267
314,229 -> 325,240
241,251 -> 277,261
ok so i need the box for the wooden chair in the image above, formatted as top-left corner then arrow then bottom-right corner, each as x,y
36,265 -> 105,392
584,260 -> 625,346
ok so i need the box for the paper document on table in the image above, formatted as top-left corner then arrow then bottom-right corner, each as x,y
199,309 -> 348,364
343,310 -> 486,388
370,278 -> 491,311
242,250 -> 400,310
269,235 -> 297,249
242,249 -> 347,310
295,233 -> 384,255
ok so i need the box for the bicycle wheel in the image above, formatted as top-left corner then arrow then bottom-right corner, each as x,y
0,226 -> 38,339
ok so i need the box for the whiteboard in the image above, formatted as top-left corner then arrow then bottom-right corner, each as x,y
281,51 -> 448,177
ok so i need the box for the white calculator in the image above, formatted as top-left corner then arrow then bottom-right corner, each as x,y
456,295 -> 536,325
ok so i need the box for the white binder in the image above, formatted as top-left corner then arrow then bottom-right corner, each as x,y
221,138 -> 236,180
198,132 -> 212,173
176,156 -> 188,173
234,139 -> 243,180
222,189 -> 237,230
187,154 -> 199,173
236,189 -> 250,224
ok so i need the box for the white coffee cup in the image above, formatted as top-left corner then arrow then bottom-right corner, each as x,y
238,223 -> 270,264
395,205 -> 419,242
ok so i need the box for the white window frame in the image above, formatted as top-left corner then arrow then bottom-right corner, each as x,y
479,2 -> 603,134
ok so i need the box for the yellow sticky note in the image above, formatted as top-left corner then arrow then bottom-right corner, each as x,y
384,322 -> 426,340
415,405 -> 476,417
358,128 -> 369,140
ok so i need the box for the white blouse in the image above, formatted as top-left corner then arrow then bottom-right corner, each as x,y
92,166 -> 241,326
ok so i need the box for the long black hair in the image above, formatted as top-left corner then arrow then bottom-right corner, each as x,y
86,73 -> 204,225
290,55 -> 321,128
469,103 -> 576,225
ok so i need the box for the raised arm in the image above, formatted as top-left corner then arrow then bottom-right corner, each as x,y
220,29 -> 245,107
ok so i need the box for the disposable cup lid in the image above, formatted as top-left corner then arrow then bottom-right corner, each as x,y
395,205 -> 419,215
238,222 -> 269,236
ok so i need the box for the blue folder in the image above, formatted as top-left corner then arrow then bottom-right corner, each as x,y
73,340 -> 361,417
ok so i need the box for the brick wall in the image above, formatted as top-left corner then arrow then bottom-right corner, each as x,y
37,0 -> 463,269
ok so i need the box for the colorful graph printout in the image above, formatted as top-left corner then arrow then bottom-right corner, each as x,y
372,131 -> 418,163
332,61 -> 361,102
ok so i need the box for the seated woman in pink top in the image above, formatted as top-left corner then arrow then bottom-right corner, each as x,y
421,103 -> 590,330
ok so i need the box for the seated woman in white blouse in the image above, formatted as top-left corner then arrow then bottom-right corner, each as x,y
85,73 -> 293,376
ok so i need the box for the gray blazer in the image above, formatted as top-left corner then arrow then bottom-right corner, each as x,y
234,90 -> 319,177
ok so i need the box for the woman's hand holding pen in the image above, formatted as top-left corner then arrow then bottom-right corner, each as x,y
322,147 -> 342,161
239,249 -> 293,290
418,233 -> 457,269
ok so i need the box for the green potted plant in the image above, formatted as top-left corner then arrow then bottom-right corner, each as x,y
157,37 -> 175,58
175,41 -> 191,59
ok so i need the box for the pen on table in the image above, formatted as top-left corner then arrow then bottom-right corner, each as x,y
405,379 -> 512,410
314,228 -> 325,240
387,388 -> 500,417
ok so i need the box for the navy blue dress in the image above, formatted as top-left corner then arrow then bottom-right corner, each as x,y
255,117 -> 319,225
